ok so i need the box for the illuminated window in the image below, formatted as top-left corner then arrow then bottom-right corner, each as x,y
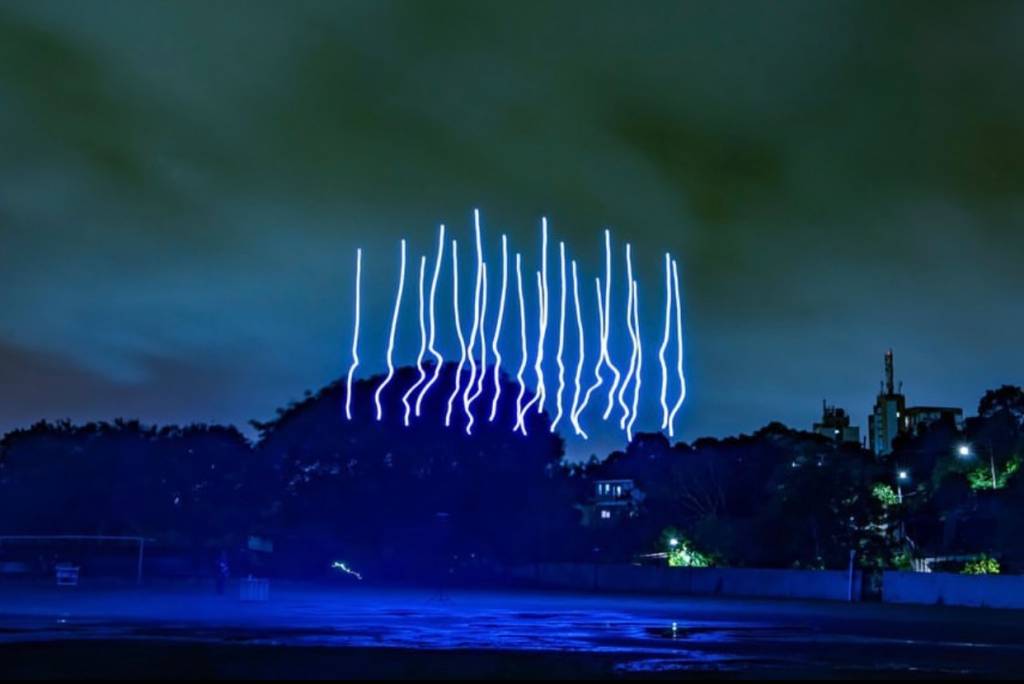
600,510 -> 611,520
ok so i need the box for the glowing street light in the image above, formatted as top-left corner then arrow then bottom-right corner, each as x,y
668,537 -> 680,548
958,444 -> 972,458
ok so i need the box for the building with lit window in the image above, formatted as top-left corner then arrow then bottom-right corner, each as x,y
579,479 -> 641,526
813,400 -> 860,445
867,350 -> 963,456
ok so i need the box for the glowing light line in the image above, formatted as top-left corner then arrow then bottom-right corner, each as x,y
465,262 -> 489,434
445,240 -> 467,427
471,260 -> 489,402
576,277 -> 606,426
519,273 -> 545,422
616,244 -> 636,429
551,241 -> 567,432
626,280 -> 642,442
568,259 -> 588,439
524,219 -> 549,417
658,253 -> 671,430
513,253 -> 529,435
374,239 -> 406,421
488,235 -> 508,422
667,258 -> 687,437
401,255 -> 428,427
462,211 -> 484,429
415,225 -> 446,416
344,247 -> 362,421
601,229 -> 621,419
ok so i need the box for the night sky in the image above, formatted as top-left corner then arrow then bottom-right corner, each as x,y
3,1 -> 1023,459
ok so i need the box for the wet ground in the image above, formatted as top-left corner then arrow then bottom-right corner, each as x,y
1,583 -> 1023,678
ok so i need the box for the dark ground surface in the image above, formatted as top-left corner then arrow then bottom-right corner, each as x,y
1,582 -> 1023,679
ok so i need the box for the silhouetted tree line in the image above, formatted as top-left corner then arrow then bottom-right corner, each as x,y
2,369 -> 1022,579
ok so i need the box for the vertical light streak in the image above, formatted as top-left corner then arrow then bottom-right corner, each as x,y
530,219 -> 549,414
445,240 -> 467,427
667,258 -> 687,437
374,239 -> 406,421
616,244 -> 636,429
576,277 -> 606,427
550,241 -> 567,432
465,262 -> 489,434
416,225 -> 446,416
488,235 -> 508,422
568,259 -> 588,439
519,272 -> 546,422
601,229 -> 621,419
344,247 -> 362,421
462,211 -> 484,426
472,261 -> 489,402
401,256 -> 428,427
626,280 -> 643,442
513,253 -> 529,435
658,253 -> 672,430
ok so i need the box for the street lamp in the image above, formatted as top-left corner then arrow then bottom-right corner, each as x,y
958,442 -> 998,489
668,537 -> 680,548
896,469 -> 909,503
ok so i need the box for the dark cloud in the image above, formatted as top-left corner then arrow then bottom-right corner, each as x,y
2,1 -> 1023,457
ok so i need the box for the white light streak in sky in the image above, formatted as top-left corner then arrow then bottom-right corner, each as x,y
445,240 -> 467,427
415,225 -> 446,416
667,258 -> 687,437
568,259 -> 588,439
344,247 -> 362,421
601,230 -> 621,420
658,252 -> 671,430
513,253 -> 529,435
551,241 -> 567,432
374,239 -> 406,421
401,255 -> 428,427
488,235 -> 508,422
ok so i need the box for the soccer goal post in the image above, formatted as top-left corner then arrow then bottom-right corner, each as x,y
0,535 -> 154,585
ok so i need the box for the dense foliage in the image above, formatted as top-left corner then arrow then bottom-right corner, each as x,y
2,375 -> 1022,578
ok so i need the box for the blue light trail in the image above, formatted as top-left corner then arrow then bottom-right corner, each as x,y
415,225 -> 446,417
488,235 -> 508,422
401,255 -> 428,427
344,247 -> 362,421
551,241 -> 567,433
374,239 -> 406,421
445,240 -> 467,428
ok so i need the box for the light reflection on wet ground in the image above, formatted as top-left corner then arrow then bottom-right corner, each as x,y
2,584 -> 1023,677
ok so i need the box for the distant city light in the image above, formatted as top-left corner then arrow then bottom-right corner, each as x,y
958,444 -> 972,457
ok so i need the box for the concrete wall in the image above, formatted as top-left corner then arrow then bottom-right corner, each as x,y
883,571 -> 1024,609
510,563 -> 860,602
